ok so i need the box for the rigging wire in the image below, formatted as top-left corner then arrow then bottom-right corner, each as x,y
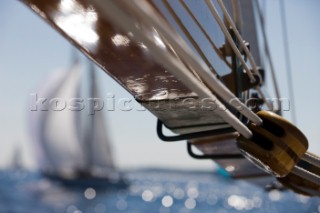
178,0 -> 232,69
170,0 -> 272,113
163,1 -> 276,124
253,1 -> 281,111
279,0 -> 297,123
162,0 -> 217,75
218,0 -> 273,110
164,0 -> 271,120
217,0 -> 260,78
210,0 -> 272,110
204,0 -> 256,83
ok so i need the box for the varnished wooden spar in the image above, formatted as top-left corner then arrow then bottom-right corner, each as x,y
22,0 -> 229,134
22,0 -> 274,182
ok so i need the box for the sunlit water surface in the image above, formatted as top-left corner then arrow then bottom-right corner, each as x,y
0,169 -> 319,213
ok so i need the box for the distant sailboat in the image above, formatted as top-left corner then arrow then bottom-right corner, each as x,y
29,55 -> 120,184
10,145 -> 24,171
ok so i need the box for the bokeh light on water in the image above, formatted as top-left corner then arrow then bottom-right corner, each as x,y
0,169 -> 320,212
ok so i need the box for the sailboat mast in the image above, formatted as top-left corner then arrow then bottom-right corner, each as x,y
83,61 -> 96,171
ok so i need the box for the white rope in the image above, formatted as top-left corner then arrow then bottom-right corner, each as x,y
204,0 -> 256,83
217,0 -> 260,78
91,0 -> 254,139
230,0 -> 242,30
211,0 -> 272,111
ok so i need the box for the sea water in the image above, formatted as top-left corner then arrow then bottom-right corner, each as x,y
0,169 -> 319,213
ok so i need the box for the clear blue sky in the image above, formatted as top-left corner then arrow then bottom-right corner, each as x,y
0,0 -> 320,170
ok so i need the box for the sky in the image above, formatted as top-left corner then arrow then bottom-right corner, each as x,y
0,0 -> 320,171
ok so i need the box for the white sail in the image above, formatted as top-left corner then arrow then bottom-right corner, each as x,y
42,62 -> 85,177
30,60 -> 115,179
29,67 -> 70,174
